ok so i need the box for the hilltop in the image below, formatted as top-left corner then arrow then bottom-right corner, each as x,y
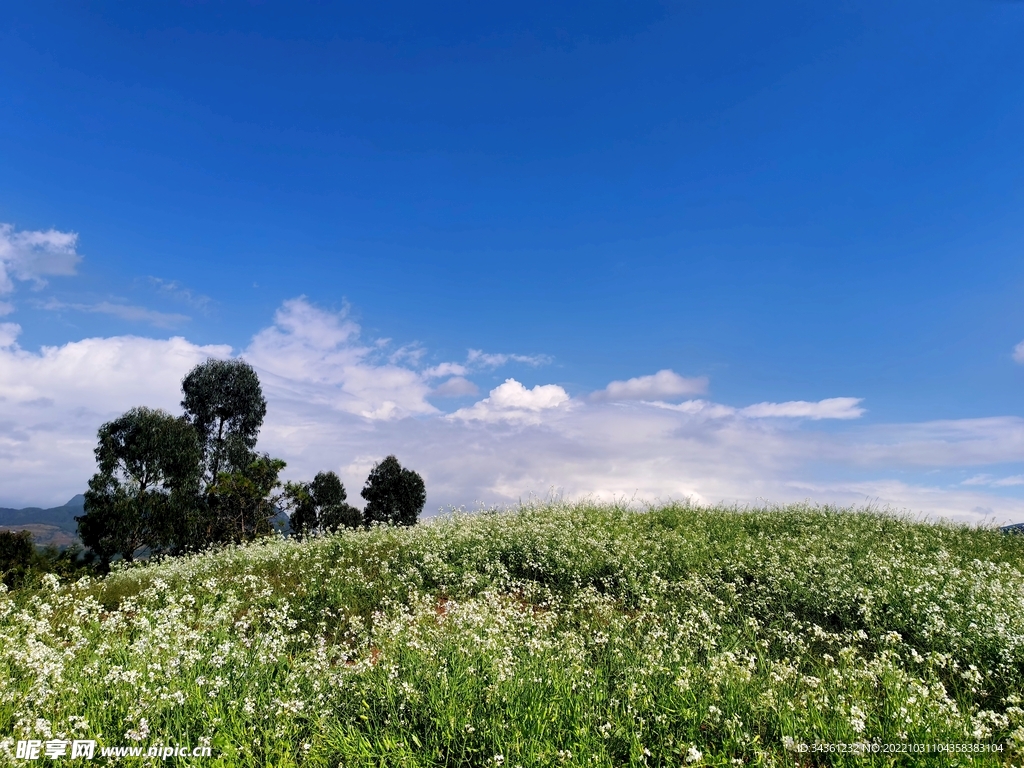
1,502 -> 1023,766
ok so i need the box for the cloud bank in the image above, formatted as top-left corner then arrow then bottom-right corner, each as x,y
1,298 -> 1022,525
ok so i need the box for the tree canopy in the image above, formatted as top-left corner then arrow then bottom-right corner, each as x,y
361,455 -> 426,527
285,471 -> 360,536
181,358 -> 267,484
313,471 -> 362,531
203,454 -> 286,544
76,406 -> 201,563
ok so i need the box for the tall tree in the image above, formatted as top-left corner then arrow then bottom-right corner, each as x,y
181,358 -> 267,485
360,456 -> 425,527
177,358 -> 290,550
76,407 -> 201,563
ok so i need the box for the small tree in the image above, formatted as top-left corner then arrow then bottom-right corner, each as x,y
203,455 -> 286,544
312,471 -> 361,531
0,530 -> 35,590
284,471 -> 360,536
282,481 -> 316,537
0,533 -> 95,589
76,407 -> 201,564
360,455 -> 425,527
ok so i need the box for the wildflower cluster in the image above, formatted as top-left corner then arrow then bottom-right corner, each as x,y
1,502 -> 1022,766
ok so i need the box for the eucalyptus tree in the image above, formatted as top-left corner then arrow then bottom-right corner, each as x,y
285,470 -> 361,537
178,358 -> 293,547
180,358 -> 267,486
76,407 -> 202,564
360,456 -> 425,527
314,471 -> 362,531
202,454 -> 285,544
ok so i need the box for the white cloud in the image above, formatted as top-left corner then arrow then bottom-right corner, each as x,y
962,474 -> 993,486
0,322 -> 21,348
592,369 -> 708,402
450,379 -> 571,423
739,397 -> 865,420
0,327 -> 230,411
423,362 -> 468,379
773,478 -> 1024,523
39,299 -> 190,328
389,344 -> 427,366
842,417 -> 1024,467
0,301 -> 14,316
466,349 -> 553,368
1014,340 -> 1024,364
485,379 -> 571,411
263,397 -> 1024,525
1,297 -> 1023,527
0,223 -> 81,294
0,323 -> 230,507
649,399 -> 740,418
244,297 -> 437,421
430,377 -> 479,398
961,473 -> 1024,488
648,397 -> 865,421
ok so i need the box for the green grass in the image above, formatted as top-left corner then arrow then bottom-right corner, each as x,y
2,502 -> 1023,766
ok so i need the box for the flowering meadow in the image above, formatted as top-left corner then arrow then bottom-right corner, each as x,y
2,502 -> 1023,766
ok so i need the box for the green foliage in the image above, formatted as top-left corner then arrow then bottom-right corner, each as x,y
285,471 -> 361,537
360,455 -> 425,527
181,357 -> 267,484
282,480 -> 316,536
1,531 -> 96,589
202,455 -> 286,545
3,502 -> 1023,766
0,531 -> 34,589
76,407 -> 201,563
315,473 -> 361,532
177,359 -> 282,550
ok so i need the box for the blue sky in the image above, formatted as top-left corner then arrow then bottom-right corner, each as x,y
1,1 -> 1022,518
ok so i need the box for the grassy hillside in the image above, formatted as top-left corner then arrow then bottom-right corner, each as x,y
1,502 -> 1023,766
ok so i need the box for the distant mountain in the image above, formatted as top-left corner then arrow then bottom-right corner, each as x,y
1,495 -> 291,547
0,495 -> 84,547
